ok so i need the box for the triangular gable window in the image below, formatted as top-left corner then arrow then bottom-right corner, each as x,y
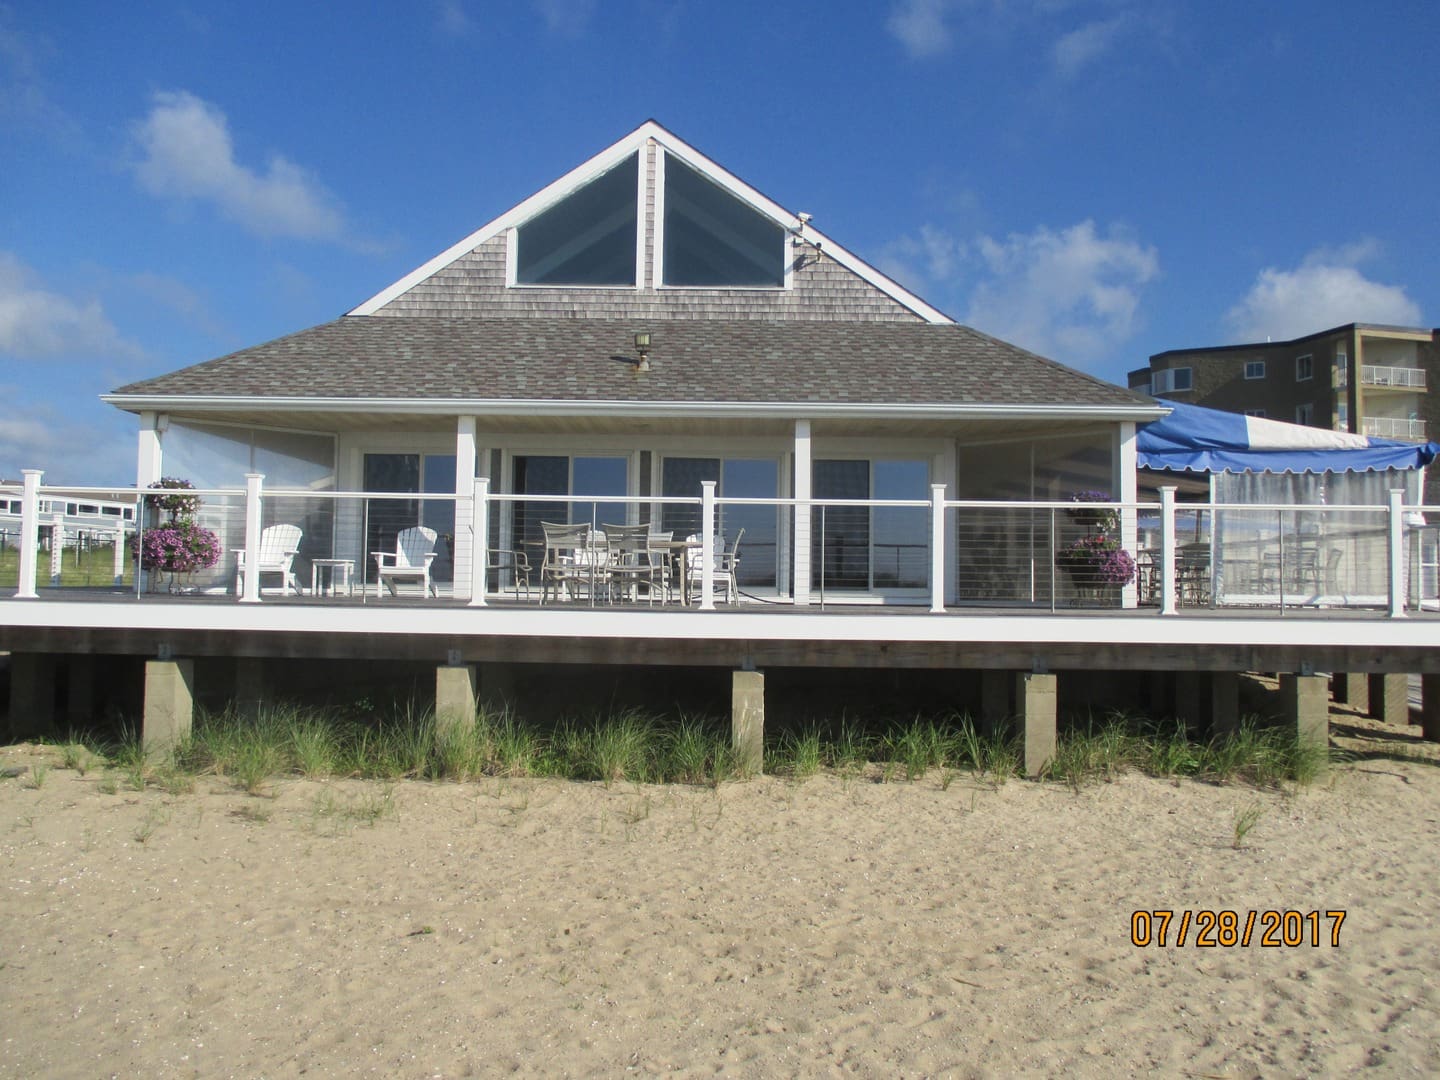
663,155 -> 784,287
515,152 -> 638,286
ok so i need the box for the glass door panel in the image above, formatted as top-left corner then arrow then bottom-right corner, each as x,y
572,457 -> 629,530
512,455 -> 567,552
364,454 -> 419,585
813,460 -> 869,590
718,459 -> 777,589
872,460 -> 928,589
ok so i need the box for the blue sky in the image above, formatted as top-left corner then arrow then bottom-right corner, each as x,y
3,0 -> 1437,483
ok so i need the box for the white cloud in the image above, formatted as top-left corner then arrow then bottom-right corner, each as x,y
0,252 -> 141,360
1225,243 -> 1422,342
534,0 -> 596,37
131,90 -> 348,242
1053,16 -> 1126,78
887,0 -> 955,58
0,403 -> 136,484
882,219 -> 1158,365
965,220 -> 1159,362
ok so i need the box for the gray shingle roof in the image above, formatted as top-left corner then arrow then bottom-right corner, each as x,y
110,316 -> 1148,409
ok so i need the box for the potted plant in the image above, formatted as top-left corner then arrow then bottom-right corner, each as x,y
134,478 -> 222,593
1057,490 -> 1135,598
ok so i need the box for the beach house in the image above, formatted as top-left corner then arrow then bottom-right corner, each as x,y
5,122 -> 1438,767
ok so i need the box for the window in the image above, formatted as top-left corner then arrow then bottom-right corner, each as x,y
1295,354 -> 1313,381
1245,409 -> 1267,418
514,154 -> 638,286
662,155 -> 784,287
660,457 -> 780,588
1151,367 -> 1193,394
363,453 -> 457,584
812,459 -> 929,592
1337,401 -> 1350,430
1295,403 -> 1314,426
510,454 -> 629,551
1244,360 -> 1266,380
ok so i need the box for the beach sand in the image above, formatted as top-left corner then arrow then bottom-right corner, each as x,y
2,710 -> 1437,1078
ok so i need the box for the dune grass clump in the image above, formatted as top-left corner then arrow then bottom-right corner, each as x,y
1045,711 -> 1326,790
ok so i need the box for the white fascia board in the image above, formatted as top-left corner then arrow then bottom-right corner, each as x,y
349,119 -> 953,325
652,130 -> 953,324
101,393 -> 1165,424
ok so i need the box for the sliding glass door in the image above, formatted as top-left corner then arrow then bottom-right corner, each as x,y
363,453 -> 456,584
660,457 -> 779,590
510,455 -> 630,551
813,458 -> 928,593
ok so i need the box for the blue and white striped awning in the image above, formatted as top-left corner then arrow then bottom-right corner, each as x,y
1137,402 -> 1438,474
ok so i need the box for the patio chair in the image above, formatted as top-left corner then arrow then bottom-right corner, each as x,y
233,523 -> 302,596
686,528 -> 743,604
372,525 -> 439,598
540,521 -> 603,604
486,547 -> 533,600
602,523 -> 670,604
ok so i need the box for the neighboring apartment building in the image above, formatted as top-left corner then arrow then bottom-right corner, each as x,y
1128,323 -> 1437,444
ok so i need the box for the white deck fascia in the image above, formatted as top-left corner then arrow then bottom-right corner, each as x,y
2,600 -> 1434,654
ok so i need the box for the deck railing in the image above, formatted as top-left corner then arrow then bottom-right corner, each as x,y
3,469 -> 1434,617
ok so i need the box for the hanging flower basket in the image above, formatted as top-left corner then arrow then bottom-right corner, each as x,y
132,478 -> 221,592
1066,490 -> 1120,532
1056,533 -> 1136,588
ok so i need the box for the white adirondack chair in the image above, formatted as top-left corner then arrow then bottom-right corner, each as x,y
372,526 -> 439,598
234,524 -> 303,596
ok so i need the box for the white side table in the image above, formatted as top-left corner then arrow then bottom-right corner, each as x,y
311,558 -> 355,597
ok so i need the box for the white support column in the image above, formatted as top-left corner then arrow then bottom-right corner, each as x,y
1388,487 -> 1406,619
929,483 -> 946,614
136,412 -> 164,487
699,480 -> 717,611
454,417 -> 478,600
792,420 -> 812,606
48,513 -> 63,585
239,473 -> 264,603
1115,421 -> 1138,609
135,413 -> 164,594
15,469 -> 42,599
468,476 -> 489,607
1159,485 -> 1178,616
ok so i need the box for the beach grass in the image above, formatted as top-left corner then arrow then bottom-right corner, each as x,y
31,700 -> 1328,794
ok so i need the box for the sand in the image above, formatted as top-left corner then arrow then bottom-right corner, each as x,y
2,713 -> 1438,1078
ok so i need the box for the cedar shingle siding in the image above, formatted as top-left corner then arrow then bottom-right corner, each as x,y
370,235 -> 925,322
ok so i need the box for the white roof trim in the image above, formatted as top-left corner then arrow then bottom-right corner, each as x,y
347,120 -> 953,324
102,393 -> 1162,422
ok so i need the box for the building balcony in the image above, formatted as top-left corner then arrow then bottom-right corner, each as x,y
1362,416 -> 1427,440
1362,365 -> 1427,390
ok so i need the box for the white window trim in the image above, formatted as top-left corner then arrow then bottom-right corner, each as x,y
502,153 -> 644,291
1295,354 -> 1314,382
654,149 -> 791,292
1243,360 -> 1266,380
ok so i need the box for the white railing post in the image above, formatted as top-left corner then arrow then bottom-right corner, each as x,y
113,526 -> 126,585
700,480 -> 717,611
239,473 -> 264,603
468,476 -> 489,607
1388,488 -> 1406,619
929,483 -> 946,614
792,420 -> 812,606
49,513 -> 64,585
1159,486 -> 1177,616
15,469 -> 42,599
